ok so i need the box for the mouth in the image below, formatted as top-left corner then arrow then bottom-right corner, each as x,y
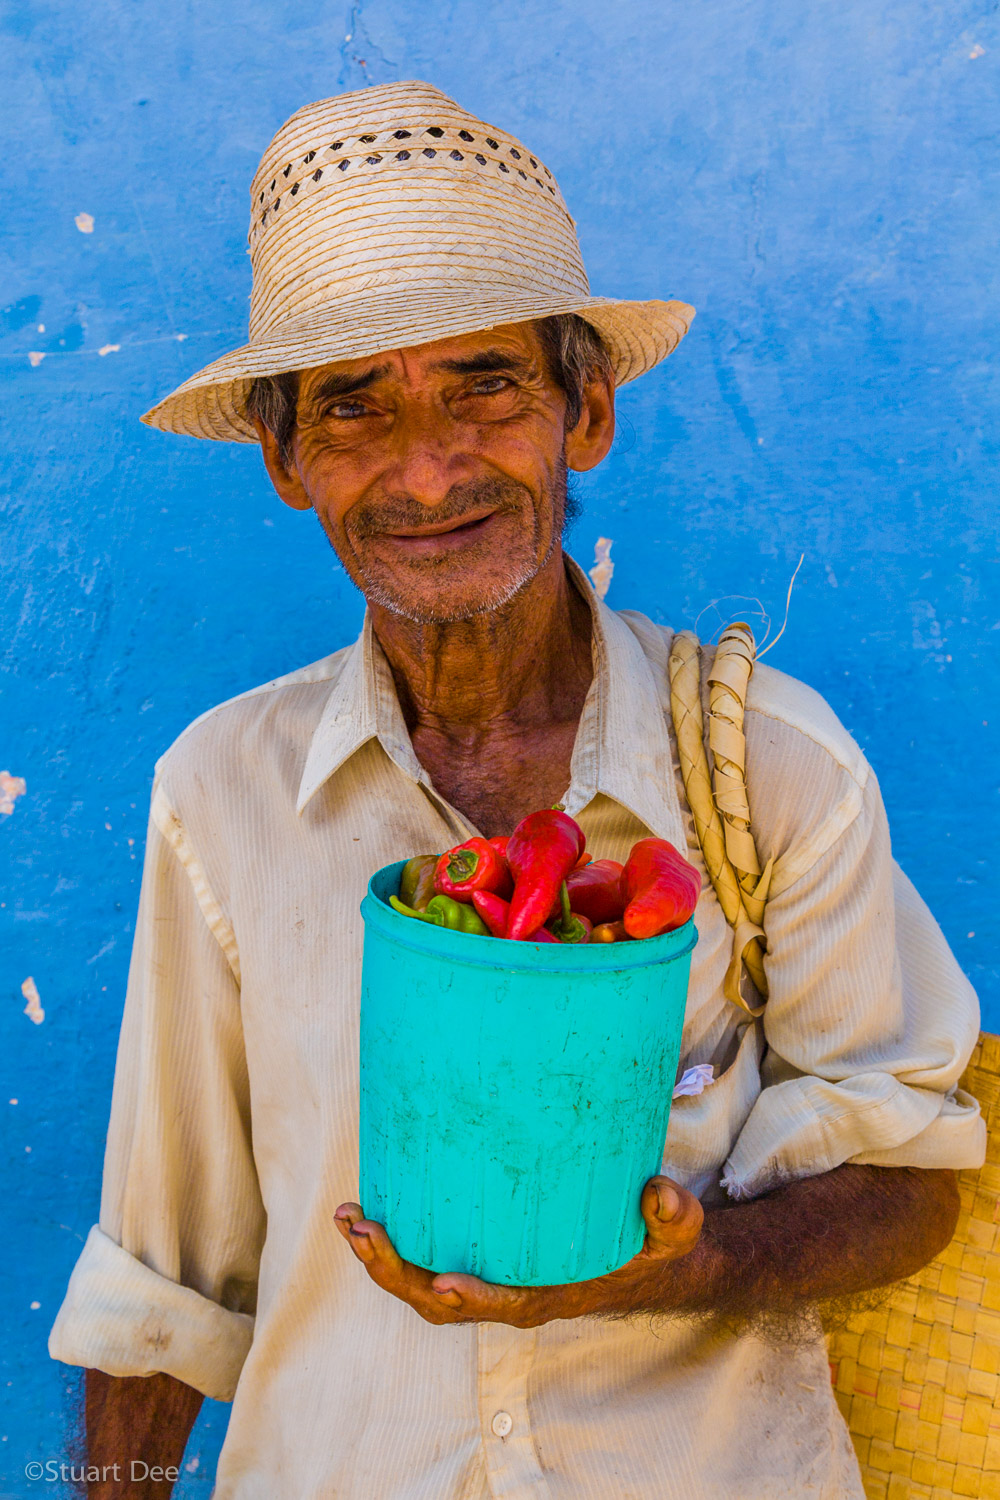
376,509 -> 500,556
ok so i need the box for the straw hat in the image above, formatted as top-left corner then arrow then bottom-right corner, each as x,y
142,81 -> 695,443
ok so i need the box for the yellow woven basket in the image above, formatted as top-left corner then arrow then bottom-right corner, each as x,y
826,1033 -> 1000,1500
667,625 -> 997,1500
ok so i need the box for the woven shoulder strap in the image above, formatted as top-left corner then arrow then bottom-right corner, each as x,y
668,623 -> 774,1016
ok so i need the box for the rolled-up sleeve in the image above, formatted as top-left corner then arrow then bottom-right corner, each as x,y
722,770 -> 986,1200
49,781 -> 265,1401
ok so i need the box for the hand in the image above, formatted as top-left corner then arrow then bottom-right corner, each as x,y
333,1175 -> 703,1327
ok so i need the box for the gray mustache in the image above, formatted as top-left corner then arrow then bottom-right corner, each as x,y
348,477 -> 526,538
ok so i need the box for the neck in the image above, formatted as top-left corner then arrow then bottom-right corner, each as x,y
369,550 -> 594,738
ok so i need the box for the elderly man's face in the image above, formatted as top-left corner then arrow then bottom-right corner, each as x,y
258,322 -> 614,624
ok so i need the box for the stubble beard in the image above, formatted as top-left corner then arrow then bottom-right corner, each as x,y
329,463 -> 571,625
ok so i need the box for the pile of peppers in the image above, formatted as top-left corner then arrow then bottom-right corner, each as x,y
388,807 -> 700,945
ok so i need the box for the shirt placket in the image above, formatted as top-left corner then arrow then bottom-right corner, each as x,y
477,1323 -> 552,1498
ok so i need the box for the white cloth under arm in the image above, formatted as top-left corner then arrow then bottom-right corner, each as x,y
722,772 -> 982,1198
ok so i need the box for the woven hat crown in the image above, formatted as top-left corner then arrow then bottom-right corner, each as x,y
141,80 -> 694,442
246,81 -> 586,340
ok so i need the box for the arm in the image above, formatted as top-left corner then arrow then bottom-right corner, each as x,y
333,1161 -> 959,1329
601,1162 -> 959,1324
85,1371 -> 202,1499
49,783 -> 263,1483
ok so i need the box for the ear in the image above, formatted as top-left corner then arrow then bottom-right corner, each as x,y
252,418 -> 312,512
563,372 -> 616,473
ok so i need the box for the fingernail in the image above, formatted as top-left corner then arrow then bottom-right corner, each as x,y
349,1227 -> 374,1260
655,1184 -> 679,1220
435,1288 -> 462,1307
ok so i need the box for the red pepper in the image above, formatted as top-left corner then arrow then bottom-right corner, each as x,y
562,859 -> 625,925
546,880 -> 592,943
434,837 -> 513,901
548,909 -> 592,943
488,835 -> 510,859
621,838 -> 701,939
472,889 -> 510,938
505,810 -> 586,941
471,891 -> 558,944
591,919 -> 631,943
573,851 -> 593,869
525,925 -> 557,943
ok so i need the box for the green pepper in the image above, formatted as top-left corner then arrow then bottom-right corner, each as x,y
390,893 -> 490,935
399,854 -> 439,911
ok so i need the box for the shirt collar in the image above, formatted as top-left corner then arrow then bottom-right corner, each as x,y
297,556 -> 687,852
296,613 -> 426,814
562,557 -> 687,849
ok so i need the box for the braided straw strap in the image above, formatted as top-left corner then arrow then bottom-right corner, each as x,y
668,626 -> 770,1015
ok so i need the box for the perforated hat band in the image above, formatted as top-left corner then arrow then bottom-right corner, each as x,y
142,81 -> 694,443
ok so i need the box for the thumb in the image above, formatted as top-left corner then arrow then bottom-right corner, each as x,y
639,1175 -> 704,1260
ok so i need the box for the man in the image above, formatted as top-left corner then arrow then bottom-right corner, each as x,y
50,81 -> 984,1499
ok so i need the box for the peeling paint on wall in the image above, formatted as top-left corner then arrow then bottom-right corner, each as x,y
20,977 -> 44,1025
0,771 -> 27,815
588,537 -> 614,600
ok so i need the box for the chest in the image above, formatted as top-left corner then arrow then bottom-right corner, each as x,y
409,719 -> 580,836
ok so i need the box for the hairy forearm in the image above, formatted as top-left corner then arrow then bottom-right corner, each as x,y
85,1370 -> 203,1498
595,1164 -> 960,1326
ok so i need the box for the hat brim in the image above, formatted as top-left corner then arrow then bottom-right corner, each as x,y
141,288 -> 695,442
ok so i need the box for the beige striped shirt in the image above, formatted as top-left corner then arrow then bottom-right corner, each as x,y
50,560 -> 985,1498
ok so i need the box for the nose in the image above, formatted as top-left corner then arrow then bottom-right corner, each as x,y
384,403 -> 468,508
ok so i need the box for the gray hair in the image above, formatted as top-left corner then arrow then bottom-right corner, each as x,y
243,313 -> 613,468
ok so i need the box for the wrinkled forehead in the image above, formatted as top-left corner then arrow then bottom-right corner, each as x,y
296,322 -> 549,400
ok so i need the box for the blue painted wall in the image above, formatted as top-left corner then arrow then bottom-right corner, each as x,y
2,0 -> 997,1490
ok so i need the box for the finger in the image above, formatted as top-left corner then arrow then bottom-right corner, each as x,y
343,1217 -> 409,1278
430,1271 -> 493,1313
431,1272 -> 552,1328
334,1203 -> 364,1240
341,1220 -> 470,1324
639,1175 -> 704,1260
336,1217 -> 545,1327
432,1285 -> 464,1310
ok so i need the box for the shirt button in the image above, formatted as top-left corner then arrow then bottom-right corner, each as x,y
491,1411 -> 513,1438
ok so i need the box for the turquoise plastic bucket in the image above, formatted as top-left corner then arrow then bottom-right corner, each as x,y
359,860 -> 696,1286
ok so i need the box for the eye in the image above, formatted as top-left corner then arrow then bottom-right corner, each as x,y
327,400 -> 369,419
469,375 -> 512,395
